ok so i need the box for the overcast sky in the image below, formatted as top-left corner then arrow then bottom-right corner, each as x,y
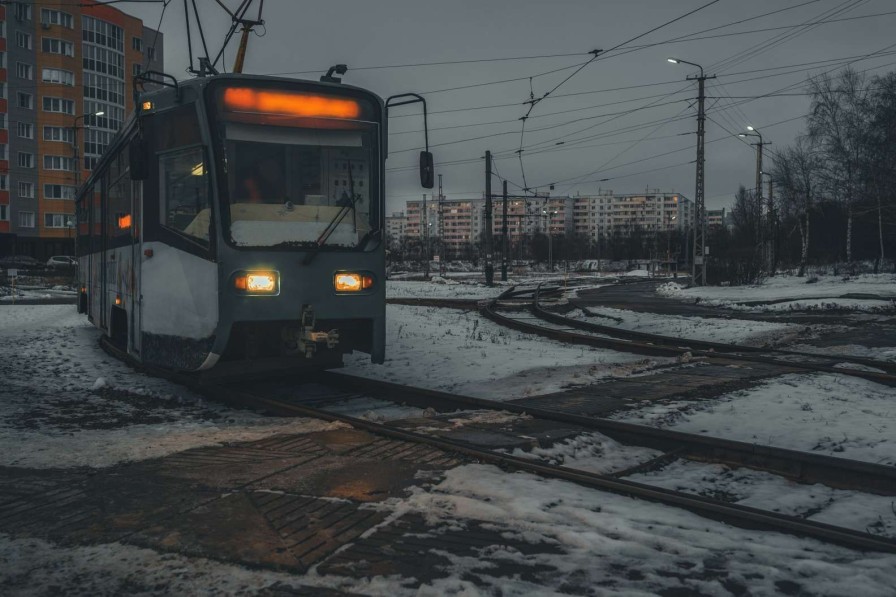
118,0 -> 896,213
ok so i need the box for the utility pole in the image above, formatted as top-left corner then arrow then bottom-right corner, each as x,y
669,58 -> 715,285
422,193 -> 429,279
501,180 -> 508,281
484,150 -> 494,285
438,173 -> 445,276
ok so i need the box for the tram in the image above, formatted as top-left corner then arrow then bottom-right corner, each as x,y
76,73 -> 432,374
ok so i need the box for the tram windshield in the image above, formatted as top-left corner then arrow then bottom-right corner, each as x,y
222,120 -> 378,248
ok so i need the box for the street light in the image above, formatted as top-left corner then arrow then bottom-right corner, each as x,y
738,126 -> 768,254
668,57 -> 713,286
71,110 -> 104,188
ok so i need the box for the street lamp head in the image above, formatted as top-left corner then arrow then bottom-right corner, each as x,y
746,125 -> 755,131
95,111 -> 105,117
738,133 -> 747,137
667,58 -> 679,64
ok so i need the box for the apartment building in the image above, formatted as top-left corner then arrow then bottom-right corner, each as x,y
1,0 -> 163,258
571,191 -> 692,237
385,211 -> 406,249
706,208 -> 730,229
395,191 -> 693,253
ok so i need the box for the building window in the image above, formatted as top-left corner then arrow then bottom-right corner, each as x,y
45,213 -> 69,228
147,46 -> 156,61
18,153 -> 34,169
0,51 -> 6,68
0,175 -> 6,191
18,182 -> 34,199
18,123 -> 34,139
0,205 -> 7,221
19,212 -> 36,229
0,144 -> 6,160
16,62 -> 33,80
43,126 -> 75,144
44,184 -> 77,200
42,97 -> 75,114
41,38 -> 75,57
132,36 -> 143,51
0,114 -> 5,130
132,63 -> 142,77
17,92 -> 33,109
0,82 -> 5,99
41,9 -> 74,29
41,68 -> 75,85
0,21 -> 5,38
16,31 -> 32,49
14,4 -> 33,21
43,155 -> 75,171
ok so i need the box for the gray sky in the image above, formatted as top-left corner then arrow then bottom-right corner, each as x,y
119,0 -> 896,213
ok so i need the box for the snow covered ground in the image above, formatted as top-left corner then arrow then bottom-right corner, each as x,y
5,288 -> 896,594
342,304 -> 661,398
616,372 -> 896,466
568,302 -> 800,346
658,273 -> 896,312
0,305 -> 342,469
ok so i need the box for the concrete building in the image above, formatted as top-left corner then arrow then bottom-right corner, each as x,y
384,211 -> 406,250
1,0 -> 163,258
706,208 -> 730,229
395,191 -> 692,257
571,190 -> 692,238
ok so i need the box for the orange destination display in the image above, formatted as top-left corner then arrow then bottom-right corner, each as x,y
222,88 -> 361,119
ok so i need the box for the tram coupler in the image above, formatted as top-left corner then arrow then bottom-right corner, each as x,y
295,306 -> 339,358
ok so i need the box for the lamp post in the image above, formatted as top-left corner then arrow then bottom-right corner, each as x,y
70,111 -> 102,265
739,127 -> 771,270
668,57 -> 714,286
71,111 -> 104,189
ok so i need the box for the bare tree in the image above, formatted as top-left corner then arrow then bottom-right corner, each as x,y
807,68 -> 873,264
866,72 -> 896,271
773,137 -> 822,276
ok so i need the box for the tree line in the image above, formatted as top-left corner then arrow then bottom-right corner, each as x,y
716,67 -> 896,282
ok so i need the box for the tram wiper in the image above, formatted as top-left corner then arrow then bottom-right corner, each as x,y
303,190 -> 357,265
304,159 -> 359,265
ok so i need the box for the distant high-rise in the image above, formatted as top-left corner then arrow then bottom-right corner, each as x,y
0,0 -> 164,258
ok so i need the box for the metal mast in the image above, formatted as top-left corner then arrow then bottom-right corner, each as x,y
484,151 -> 494,285
669,58 -> 714,286
438,173 -> 445,276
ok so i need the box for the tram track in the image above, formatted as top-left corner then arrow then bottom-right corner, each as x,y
477,288 -> 896,387
98,336 -> 896,554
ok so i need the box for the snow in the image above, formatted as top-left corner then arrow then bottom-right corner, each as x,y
0,305 -> 342,469
396,464 -> 896,596
568,303 -> 798,346
5,282 -> 896,593
386,278 -> 506,299
659,273 -> 896,312
616,373 -> 896,466
341,304 -> 662,399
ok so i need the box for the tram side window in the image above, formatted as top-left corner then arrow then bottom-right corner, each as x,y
76,191 -> 90,256
108,175 -> 132,242
89,186 -> 101,253
160,147 -> 210,243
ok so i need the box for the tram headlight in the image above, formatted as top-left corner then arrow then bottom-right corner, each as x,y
233,271 -> 279,295
334,272 -> 374,292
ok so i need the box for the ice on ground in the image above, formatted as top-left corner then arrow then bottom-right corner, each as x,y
341,304 -> 659,399
616,373 -> 896,465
